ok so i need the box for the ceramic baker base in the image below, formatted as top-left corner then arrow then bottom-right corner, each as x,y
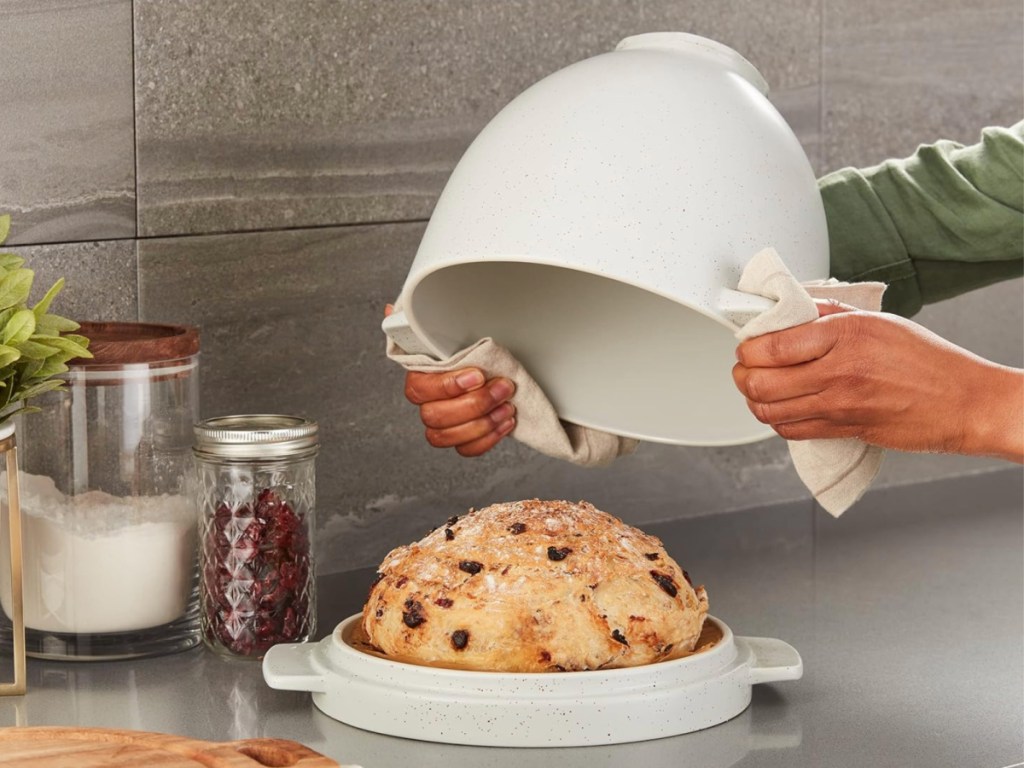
263,615 -> 802,747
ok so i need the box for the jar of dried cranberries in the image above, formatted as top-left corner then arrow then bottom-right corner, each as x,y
192,415 -> 318,659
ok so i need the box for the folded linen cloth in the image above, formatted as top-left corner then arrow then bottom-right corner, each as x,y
385,328 -> 638,467
735,247 -> 887,517
385,247 -> 886,513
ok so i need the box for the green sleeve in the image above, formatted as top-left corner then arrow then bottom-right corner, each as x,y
818,122 -> 1024,317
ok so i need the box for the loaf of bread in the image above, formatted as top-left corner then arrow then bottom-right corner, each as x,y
361,499 -> 708,672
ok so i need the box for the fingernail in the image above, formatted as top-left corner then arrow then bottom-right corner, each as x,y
496,418 -> 516,436
491,402 -> 515,423
490,378 -> 515,401
455,370 -> 484,390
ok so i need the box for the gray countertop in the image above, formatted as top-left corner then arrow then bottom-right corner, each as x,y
1,469 -> 1021,767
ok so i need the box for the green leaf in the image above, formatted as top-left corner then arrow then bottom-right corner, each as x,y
0,253 -> 24,271
15,379 -> 65,402
16,340 -> 59,360
0,268 -> 33,311
0,215 -> 9,246
16,358 -> 43,379
32,278 -> 64,317
0,345 -> 21,369
3,309 -> 35,345
33,334 -> 90,360
35,313 -> 79,335
0,404 -> 42,424
36,357 -> 69,378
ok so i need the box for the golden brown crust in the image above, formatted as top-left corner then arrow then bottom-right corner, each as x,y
361,499 -> 709,672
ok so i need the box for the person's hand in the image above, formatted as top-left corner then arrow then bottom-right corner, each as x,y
732,303 -> 1024,461
386,304 -> 516,457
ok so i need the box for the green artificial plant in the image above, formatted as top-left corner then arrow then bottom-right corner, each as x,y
0,214 -> 91,425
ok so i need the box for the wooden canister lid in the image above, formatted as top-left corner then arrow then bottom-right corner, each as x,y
73,322 -> 200,366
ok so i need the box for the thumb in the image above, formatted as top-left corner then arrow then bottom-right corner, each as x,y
815,298 -> 857,318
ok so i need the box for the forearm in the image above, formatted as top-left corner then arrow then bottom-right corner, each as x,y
961,362 -> 1024,463
820,123 -> 1024,318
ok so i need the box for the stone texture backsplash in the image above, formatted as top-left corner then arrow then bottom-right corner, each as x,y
1,0 -> 1020,574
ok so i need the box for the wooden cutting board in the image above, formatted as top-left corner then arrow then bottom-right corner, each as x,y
0,726 -> 355,767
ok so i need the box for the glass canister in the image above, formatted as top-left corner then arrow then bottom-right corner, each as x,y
192,415 -> 317,659
0,322 -> 201,660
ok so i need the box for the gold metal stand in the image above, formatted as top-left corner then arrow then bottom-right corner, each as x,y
0,430 -> 25,696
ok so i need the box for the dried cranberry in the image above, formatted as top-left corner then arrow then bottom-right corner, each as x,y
446,515 -> 460,526
402,599 -> 426,628
539,650 -> 552,663
450,629 -> 470,650
459,561 -> 483,575
434,598 -> 454,608
547,546 -> 572,561
611,629 -> 629,646
375,608 -> 384,618
201,487 -> 312,657
444,528 -> 455,541
396,576 -> 408,588
650,570 -> 678,598
682,569 -> 693,586
644,552 -> 660,561
509,522 -> 527,534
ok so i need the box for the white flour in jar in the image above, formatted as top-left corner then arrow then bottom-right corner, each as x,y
0,472 -> 197,634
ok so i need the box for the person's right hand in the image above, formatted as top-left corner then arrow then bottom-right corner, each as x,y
404,368 -> 517,457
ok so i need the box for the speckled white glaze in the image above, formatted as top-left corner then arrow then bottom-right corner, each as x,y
262,614 -> 802,747
382,32 -> 829,447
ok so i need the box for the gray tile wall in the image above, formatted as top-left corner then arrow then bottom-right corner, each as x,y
0,1 -> 1020,574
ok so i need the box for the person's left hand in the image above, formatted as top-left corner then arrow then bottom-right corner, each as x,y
732,302 -> 1024,461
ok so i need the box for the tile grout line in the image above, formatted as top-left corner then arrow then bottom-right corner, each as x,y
5,216 -> 433,251
819,0 -> 827,173
130,0 -> 141,321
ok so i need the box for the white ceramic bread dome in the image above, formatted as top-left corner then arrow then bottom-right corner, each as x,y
385,32 -> 829,446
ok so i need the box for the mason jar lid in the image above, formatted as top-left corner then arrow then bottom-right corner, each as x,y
193,415 -> 319,461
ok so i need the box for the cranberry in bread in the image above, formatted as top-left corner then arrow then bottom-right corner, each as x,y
361,499 -> 708,672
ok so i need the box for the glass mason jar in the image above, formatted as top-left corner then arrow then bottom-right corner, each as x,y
0,322 -> 201,660
193,415 -> 317,659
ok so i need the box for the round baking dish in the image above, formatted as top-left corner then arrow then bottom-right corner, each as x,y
262,614 -> 802,747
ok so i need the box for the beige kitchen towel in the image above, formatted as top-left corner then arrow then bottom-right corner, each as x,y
385,312 -> 638,467
736,247 -> 887,517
